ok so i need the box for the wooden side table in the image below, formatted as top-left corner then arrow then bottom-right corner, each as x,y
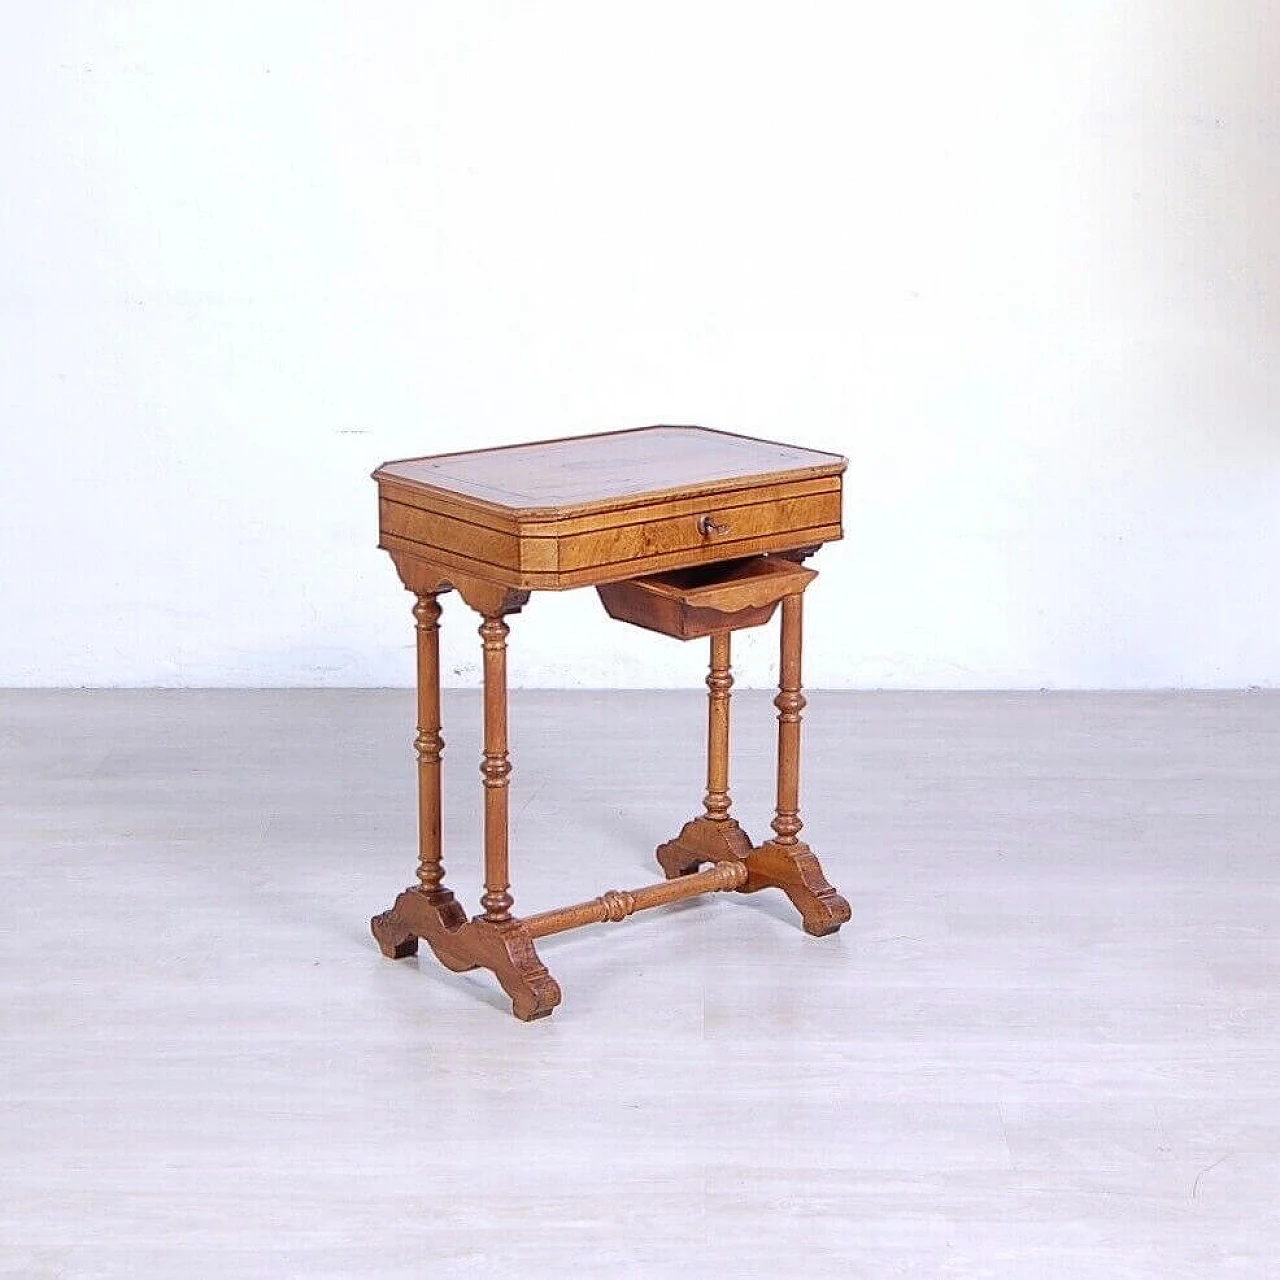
368,425 -> 852,1020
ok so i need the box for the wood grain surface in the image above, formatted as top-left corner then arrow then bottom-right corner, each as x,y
374,424 -> 845,515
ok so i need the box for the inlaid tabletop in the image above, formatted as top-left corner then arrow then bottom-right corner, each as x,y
375,425 -> 845,517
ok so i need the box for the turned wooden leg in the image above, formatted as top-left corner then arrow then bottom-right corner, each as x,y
748,591 -> 852,936
771,592 -> 806,848
704,630 -> 733,822
656,630 -> 754,878
478,614 -> 515,923
451,606 -> 560,1018
371,589 -> 467,959
413,593 -> 448,898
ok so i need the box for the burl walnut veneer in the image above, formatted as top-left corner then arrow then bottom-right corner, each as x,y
368,425 -> 852,1020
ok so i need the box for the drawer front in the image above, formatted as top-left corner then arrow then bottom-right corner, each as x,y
556,489 -> 842,575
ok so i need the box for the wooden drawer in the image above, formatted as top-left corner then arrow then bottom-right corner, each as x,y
597,555 -> 818,639
557,488 -> 841,576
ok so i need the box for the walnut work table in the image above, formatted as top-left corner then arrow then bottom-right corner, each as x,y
369,425 -> 852,1020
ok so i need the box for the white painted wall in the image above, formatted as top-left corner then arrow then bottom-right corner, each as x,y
3,2 -> 1278,689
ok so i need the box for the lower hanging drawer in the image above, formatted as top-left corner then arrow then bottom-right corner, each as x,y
596,555 -> 816,640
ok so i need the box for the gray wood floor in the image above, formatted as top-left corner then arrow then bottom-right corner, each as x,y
2,690 -> 1277,1278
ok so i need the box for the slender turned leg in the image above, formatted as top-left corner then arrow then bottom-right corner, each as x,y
457,609 -> 559,1018
656,630 -> 754,878
748,591 -> 852,936
414,594 -> 448,897
479,615 -> 515,923
704,630 -> 733,821
772,593 -> 805,846
371,591 -> 468,960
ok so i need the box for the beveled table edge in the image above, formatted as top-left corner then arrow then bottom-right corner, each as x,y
371,424 -> 848,521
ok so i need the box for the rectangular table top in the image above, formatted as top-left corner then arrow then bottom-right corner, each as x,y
374,425 -> 845,518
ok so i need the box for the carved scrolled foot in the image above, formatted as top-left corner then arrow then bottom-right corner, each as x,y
374,887 -> 472,963
656,816 -> 754,879
378,889 -> 562,1019
371,909 -> 419,959
744,840 -> 852,936
470,919 -> 563,1021
431,916 -> 560,1019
